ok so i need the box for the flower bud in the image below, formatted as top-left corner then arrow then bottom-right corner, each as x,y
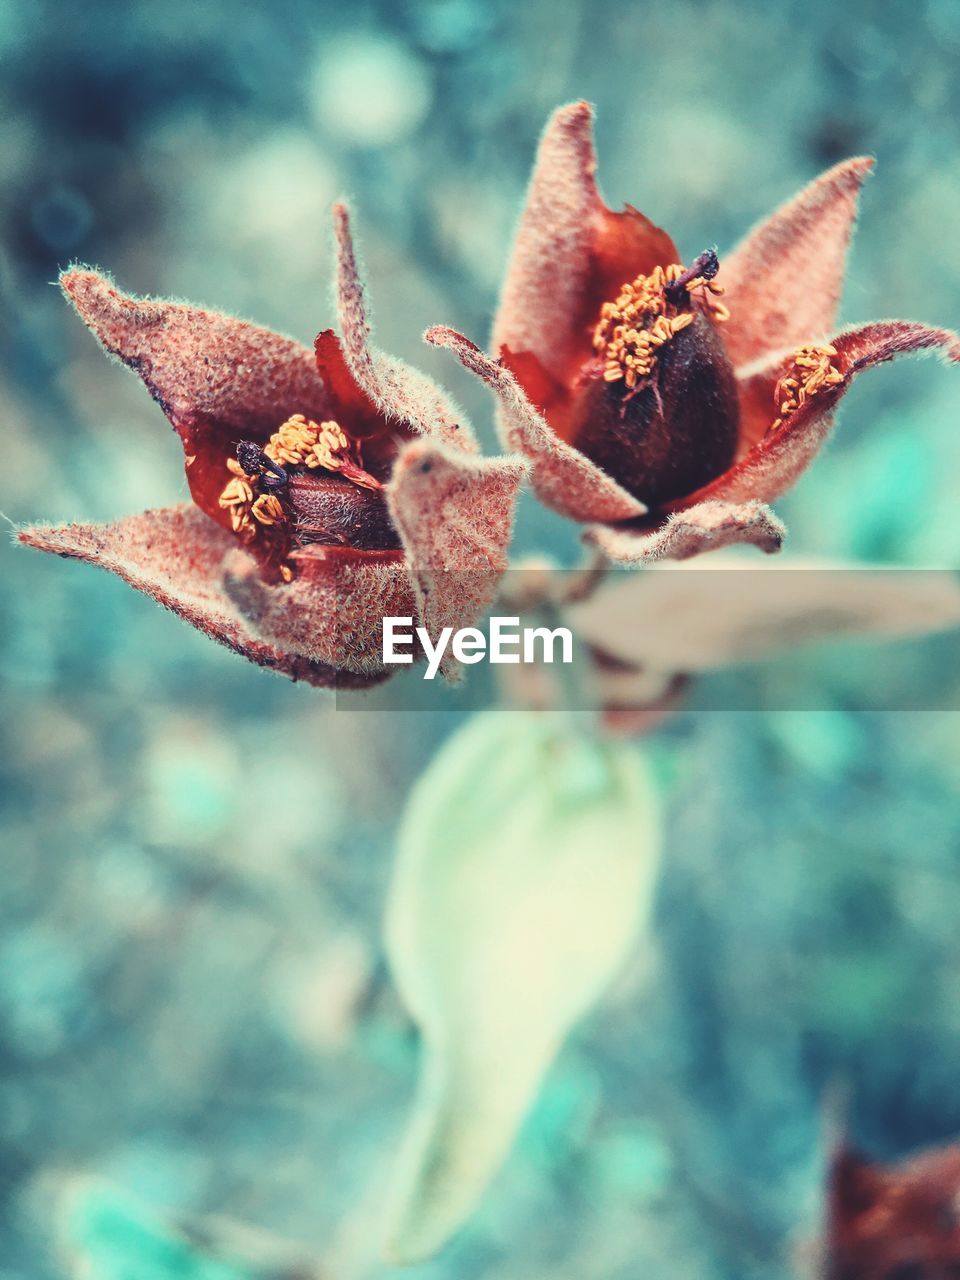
570,311 -> 740,506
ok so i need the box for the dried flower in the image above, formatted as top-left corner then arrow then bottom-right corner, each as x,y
429,102 -> 960,563
20,206 -> 526,687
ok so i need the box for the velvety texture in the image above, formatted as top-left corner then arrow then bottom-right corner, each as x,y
25,208 -> 527,685
435,102 -> 960,566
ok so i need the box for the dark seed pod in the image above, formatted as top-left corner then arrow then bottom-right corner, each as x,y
285,471 -> 402,550
568,312 -> 740,507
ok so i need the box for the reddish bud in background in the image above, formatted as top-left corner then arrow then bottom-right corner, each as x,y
827,1139 -> 960,1279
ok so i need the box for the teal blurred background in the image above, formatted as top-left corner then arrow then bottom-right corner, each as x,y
4,1 -> 960,1276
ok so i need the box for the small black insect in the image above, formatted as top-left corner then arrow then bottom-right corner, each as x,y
236,440 -> 288,489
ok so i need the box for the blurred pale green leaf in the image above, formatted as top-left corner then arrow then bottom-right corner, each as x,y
383,712 -> 661,1264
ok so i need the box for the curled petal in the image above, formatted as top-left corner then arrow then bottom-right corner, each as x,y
585,500 -> 786,564
331,204 -> 477,453
426,326 -> 646,523
720,156 -> 874,370
837,318 -> 960,370
492,101 -> 677,386
387,439 -> 528,668
224,543 -> 413,678
60,269 -> 329,526
18,506 -> 382,688
690,320 -> 960,508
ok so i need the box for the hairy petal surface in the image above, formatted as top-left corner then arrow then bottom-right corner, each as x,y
492,101 -> 677,384
60,270 -> 329,526
492,101 -> 602,378
386,439 -> 528,665
427,326 -> 646,523
224,544 -> 413,678
18,506 -> 381,688
687,320 -> 960,508
332,204 -> 477,452
720,156 -> 874,370
585,500 -> 786,564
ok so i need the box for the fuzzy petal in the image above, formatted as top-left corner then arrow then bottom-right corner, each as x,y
386,439 -> 528,667
567,556 -> 960,674
720,156 -> 874,370
585,500 -> 785,564
492,101 -> 677,386
19,506 -> 385,688
426,326 -> 646,523
683,320 -> 960,509
224,542 -> 413,678
60,270 -> 329,527
331,204 -> 477,453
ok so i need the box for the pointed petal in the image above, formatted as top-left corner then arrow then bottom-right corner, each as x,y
386,439 -> 527,670
331,204 -> 477,452
568,556 -> 960,674
314,328 -> 389,438
60,269 -> 329,526
426,326 -> 646,523
684,320 -> 960,508
720,157 -> 874,370
19,506 -> 386,688
492,102 -> 677,385
585,500 -> 786,564
224,542 -> 413,678
492,101 -> 600,380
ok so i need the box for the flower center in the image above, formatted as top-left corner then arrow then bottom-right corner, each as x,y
771,345 -> 844,431
592,249 -> 729,391
217,413 -> 397,571
262,414 -> 382,488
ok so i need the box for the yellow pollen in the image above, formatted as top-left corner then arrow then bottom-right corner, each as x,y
217,476 -> 255,536
260,414 -> 380,491
215,410 -> 379,579
592,262 -> 728,389
251,493 -> 285,526
264,414 -> 353,472
770,344 -> 844,431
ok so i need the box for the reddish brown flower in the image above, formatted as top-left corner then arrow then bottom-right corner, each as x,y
827,1139 -> 960,1278
20,206 -> 527,687
429,102 -> 960,563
